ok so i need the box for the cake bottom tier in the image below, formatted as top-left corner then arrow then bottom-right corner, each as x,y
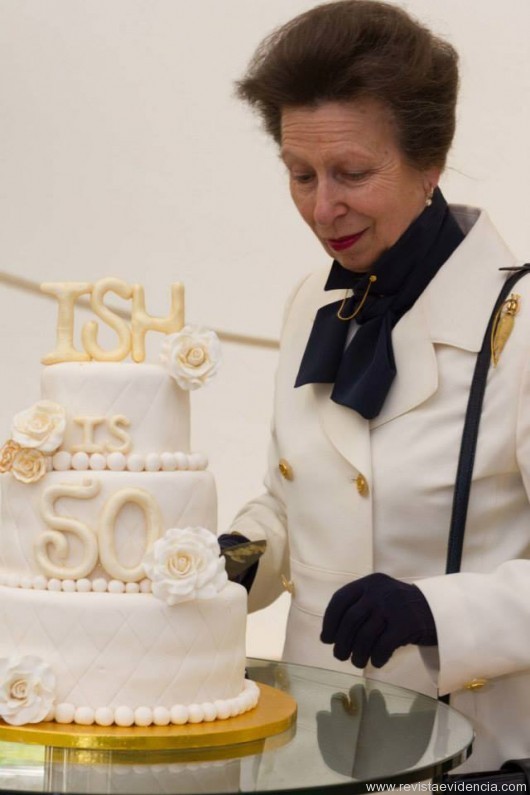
0,583 -> 257,727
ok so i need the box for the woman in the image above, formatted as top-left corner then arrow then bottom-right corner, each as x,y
224,0 -> 530,770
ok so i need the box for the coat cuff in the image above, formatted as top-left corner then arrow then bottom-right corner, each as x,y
416,562 -> 530,695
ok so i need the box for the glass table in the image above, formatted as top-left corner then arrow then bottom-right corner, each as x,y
0,658 -> 473,795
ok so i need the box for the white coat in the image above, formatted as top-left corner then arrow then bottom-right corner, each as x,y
231,205 -> 530,771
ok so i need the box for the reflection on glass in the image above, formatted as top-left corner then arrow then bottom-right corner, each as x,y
45,748 -> 245,795
317,684 -> 437,779
0,742 -> 45,792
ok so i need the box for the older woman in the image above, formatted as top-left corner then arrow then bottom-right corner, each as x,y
225,0 -> 530,771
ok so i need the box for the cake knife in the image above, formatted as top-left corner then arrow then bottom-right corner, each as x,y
220,539 -> 267,579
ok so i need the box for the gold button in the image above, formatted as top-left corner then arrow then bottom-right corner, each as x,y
355,474 -> 369,496
464,678 -> 488,691
278,458 -> 293,481
280,574 -> 295,595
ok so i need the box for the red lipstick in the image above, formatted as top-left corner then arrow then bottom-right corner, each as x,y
328,230 -> 366,252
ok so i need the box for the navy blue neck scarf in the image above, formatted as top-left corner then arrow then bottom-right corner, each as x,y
294,188 -> 465,419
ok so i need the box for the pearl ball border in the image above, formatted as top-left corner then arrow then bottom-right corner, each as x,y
0,572 -> 152,594
51,680 -> 260,727
52,451 -> 208,473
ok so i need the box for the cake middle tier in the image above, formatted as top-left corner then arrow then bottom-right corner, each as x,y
0,470 -> 217,584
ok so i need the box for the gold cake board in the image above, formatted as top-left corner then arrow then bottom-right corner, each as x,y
0,684 -> 296,756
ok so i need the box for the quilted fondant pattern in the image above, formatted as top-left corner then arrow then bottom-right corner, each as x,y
41,362 -> 191,455
0,584 -> 247,709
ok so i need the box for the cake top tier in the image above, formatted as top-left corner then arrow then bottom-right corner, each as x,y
0,278 -> 221,482
41,277 -> 185,364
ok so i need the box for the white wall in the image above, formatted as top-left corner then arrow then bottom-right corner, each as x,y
0,0 -> 529,659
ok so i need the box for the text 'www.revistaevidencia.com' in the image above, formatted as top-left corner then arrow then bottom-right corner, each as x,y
365,782 -> 526,792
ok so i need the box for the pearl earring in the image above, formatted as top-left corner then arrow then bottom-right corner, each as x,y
425,187 -> 435,207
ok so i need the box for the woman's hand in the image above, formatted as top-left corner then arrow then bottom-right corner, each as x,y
321,573 -> 437,668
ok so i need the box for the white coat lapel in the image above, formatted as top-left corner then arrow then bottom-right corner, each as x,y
312,281 -> 438,461
316,381 -> 372,476
289,276 -> 373,476
424,206 -> 517,351
371,206 -> 516,429
370,301 -> 438,430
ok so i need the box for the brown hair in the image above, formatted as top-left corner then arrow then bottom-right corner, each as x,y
236,0 -> 459,170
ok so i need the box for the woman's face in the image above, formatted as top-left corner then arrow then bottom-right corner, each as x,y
281,99 -> 440,272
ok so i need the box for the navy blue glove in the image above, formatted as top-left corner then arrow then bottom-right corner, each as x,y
321,573 -> 437,668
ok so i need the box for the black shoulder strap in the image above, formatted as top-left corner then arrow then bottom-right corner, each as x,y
445,265 -> 530,575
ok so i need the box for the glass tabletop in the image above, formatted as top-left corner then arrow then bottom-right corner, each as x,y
0,658 -> 473,795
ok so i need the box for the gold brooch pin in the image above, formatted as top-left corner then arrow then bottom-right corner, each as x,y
491,293 -> 520,366
337,276 -> 377,321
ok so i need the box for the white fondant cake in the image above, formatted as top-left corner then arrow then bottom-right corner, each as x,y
0,279 -> 259,728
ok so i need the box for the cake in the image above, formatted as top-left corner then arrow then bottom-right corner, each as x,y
0,277 -> 259,728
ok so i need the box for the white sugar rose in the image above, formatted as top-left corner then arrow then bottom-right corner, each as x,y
11,401 -> 66,453
143,527 -> 228,605
160,326 -> 221,390
0,656 -> 56,726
